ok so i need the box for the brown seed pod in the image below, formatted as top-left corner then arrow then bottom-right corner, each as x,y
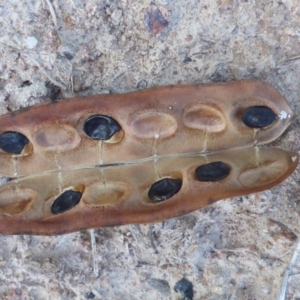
0,80 -> 296,235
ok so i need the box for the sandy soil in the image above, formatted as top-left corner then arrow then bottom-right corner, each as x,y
0,1 -> 300,299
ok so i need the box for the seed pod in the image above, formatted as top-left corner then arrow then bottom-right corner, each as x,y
0,81 -> 295,235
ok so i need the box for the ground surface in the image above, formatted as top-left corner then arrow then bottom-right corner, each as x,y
1,0 -> 300,299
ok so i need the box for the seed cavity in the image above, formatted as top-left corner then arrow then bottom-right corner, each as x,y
242,106 -> 277,128
195,161 -> 230,182
0,186 -> 37,215
183,103 -> 226,132
148,178 -> 182,202
51,189 -> 82,214
238,160 -> 285,187
34,124 -> 80,151
83,181 -> 130,207
130,111 -> 177,139
83,115 -> 122,140
0,131 -> 29,154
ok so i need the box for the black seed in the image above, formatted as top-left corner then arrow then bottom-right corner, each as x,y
20,80 -> 32,87
195,161 -> 230,182
85,292 -> 96,299
0,131 -> 29,154
63,52 -> 74,60
148,178 -> 182,202
242,106 -> 277,128
83,115 -> 122,140
174,278 -> 194,300
183,56 -> 192,63
45,81 -> 62,101
51,190 -> 82,214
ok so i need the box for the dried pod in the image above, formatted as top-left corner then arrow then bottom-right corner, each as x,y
0,81 -> 296,235
0,147 -> 296,235
0,81 -> 294,177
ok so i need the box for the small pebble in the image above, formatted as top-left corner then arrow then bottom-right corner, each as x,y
25,36 -> 38,49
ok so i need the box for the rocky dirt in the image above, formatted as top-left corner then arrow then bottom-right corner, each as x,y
1,1 -> 300,299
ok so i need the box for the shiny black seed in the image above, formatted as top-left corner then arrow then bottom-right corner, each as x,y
148,178 -> 182,202
51,190 -> 82,214
242,106 -> 276,128
83,115 -> 121,140
195,161 -> 230,182
0,131 -> 29,154
174,278 -> 194,300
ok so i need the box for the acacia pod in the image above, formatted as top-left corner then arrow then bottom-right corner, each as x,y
0,81 -> 296,235
0,147 -> 297,235
0,80 -> 294,177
